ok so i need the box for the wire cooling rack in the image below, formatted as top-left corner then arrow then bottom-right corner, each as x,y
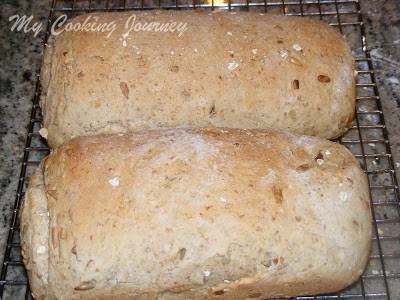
1,0 -> 399,299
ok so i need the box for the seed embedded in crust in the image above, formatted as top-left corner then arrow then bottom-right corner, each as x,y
318,75 -> 331,83
227,61 -> 239,71
170,65 -> 179,73
119,82 -> 129,99
74,279 -> 96,291
209,104 -> 216,116
292,79 -> 300,90
39,128 -> 48,139
36,246 -> 46,254
296,164 -> 312,172
315,152 -> 324,160
51,227 -> 58,248
292,44 -> 302,52
59,228 -> 67,240
347,177 -> 354,186
279,50 -> 288,58
263,259 -> 272,268
214,290 -> 225,295
177,248 -> 186,260
108,177 -> 120,187
288,56 -> 302,66
272,186 -> 284,204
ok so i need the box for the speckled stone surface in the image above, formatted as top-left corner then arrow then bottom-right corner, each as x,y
360,0 -> 400,175
0,0 -> 50,256
0,0 -> 398,298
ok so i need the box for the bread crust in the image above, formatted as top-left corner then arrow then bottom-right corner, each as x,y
21,129 -> 371,299
40,11 -> 356,148
20,162 -> 49,299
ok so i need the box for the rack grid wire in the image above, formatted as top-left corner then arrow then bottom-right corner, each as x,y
1,0 -> 399,299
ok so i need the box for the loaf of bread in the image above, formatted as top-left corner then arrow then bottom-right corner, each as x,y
40,11 -> 355,148
21,129 -> 371,299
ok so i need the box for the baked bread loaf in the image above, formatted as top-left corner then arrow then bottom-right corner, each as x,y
21,129 -> 371,299
40,11 -> 355,148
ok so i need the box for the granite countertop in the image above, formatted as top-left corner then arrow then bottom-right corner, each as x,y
0,0 -> 399,297
1,0 -> 51,251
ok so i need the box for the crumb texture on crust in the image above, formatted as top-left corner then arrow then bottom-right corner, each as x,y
23,129 -> 371,299
40,11 -> 355,148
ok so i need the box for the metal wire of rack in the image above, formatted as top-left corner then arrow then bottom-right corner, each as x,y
1,0 -> 399,299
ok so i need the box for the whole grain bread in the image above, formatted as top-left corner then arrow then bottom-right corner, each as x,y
21,129 -> 371,299
40,11 -> 355,148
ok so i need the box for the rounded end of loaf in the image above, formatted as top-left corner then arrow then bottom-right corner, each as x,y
20,162 -> 49,299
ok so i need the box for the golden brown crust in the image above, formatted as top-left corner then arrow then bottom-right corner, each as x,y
21,129 -> 371,299
40,11 -> 355,148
